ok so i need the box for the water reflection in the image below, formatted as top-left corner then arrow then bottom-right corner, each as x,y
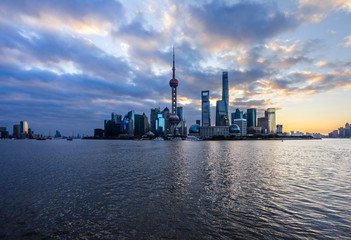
0,139 -> 350,239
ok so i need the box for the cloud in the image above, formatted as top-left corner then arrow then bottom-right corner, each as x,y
0,0 -> 124,34
344,36 -> 351,47
187,2 -> 300,50
298,0 -> 351,22
269,70 -> 351,96
315,60 -> 351,69
1,0 -> 351,133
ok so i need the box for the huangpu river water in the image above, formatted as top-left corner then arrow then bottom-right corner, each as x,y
0,139 -> 350,239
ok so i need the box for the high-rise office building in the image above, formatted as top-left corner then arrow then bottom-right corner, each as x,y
267,108 -> 276,134
176,106 -> 187,136
111,112 -> 122,124
127,110 -> 135,135
233,119 -> 247,136
222,72 -> 229,123
150,108 -> 160,133
235,108 -> 243,119
135,114 -> 144,136
13,124 -> 20,138
231,108 -> 243,124
177,106 -> 183,121
216,100 -> 228,126
276,124 -> 283,134
0,127 -> 9,138
104,119 -> 121,137
156,111 -> 165,136
201,90 -> 211,126
246,108 -> 256,128
20,121 -> 28,138
134,113 -> 149,136
143,113 -> 149,134
162,107 -> 170,135
127,119 -> 134,136
257,117 -> 268,134
121,119 -> 129,134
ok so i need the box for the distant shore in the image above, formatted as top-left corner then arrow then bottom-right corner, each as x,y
82,135 -> 321,141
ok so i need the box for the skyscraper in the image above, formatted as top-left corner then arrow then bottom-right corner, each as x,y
176,106 -> 187,136
134,113 -> 149,136
104,119 -> 121,137
201,90 -> 211,126
267,108 -> 276,134
235,108 -> 243,119
0,127 -> 9,138
20,121 -> 28,138
216,100 -> 228,126
246,108 -> 256,128
162,107 -> 170,135
156,111 -> 165,136
168,47 -> 180,134
232,108 -> 243,124
135,114 -> 144,136
177,106 -> 183,121
143,113 -> 149,134
222,72 -> 229,123
233,119 -> 247,136
127,110 -> 135,135
111,112 -> 122,124
13,124 -> 20,138
150,108 -> 160,133
257,117 -> 268,134
276,124 -> 283,134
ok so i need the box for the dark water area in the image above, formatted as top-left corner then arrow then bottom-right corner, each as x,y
0,139 -> 350,239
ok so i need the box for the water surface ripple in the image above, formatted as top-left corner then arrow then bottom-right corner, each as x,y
0,139 -> 350,239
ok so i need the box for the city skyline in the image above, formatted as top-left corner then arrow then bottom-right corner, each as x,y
1,0 -> 351,135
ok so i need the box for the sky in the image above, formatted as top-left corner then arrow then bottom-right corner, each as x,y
0,0 -> 351,136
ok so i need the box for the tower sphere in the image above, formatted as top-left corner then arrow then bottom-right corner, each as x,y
169,114 -> 180,123
169,78 -> 178,87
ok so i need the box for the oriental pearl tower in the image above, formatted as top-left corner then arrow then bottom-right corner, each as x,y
169,47 -> 180,135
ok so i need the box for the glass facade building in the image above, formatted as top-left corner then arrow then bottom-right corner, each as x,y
201,90 -> 211,126
216,100 -> 228,126
20,121 -> 28,135
156,111 -> 165,136
267,108 -> 276,134
177,107 -> 183,122
222,72 -> 229,124
127,110 -> 135,135
233,119 -> 247,136
150,108 -> 159,134
13,124 -> 20,139
257,117 -> 268,134
276,124 -> 283,134
135,114 -> 144,136
111,112 -> 122,124
104,120 -> 121,137
247,108 -> 256,128
232,109 -> 243,124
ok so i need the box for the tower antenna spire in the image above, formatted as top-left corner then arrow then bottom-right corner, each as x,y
172,46 -> 175,79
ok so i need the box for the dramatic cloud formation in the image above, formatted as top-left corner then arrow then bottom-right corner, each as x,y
0,0 -> 350,135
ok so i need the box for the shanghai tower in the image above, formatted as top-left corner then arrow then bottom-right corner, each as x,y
222,72 -> 229,123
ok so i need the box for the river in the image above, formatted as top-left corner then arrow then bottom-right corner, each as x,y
0,139 -> 350,239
